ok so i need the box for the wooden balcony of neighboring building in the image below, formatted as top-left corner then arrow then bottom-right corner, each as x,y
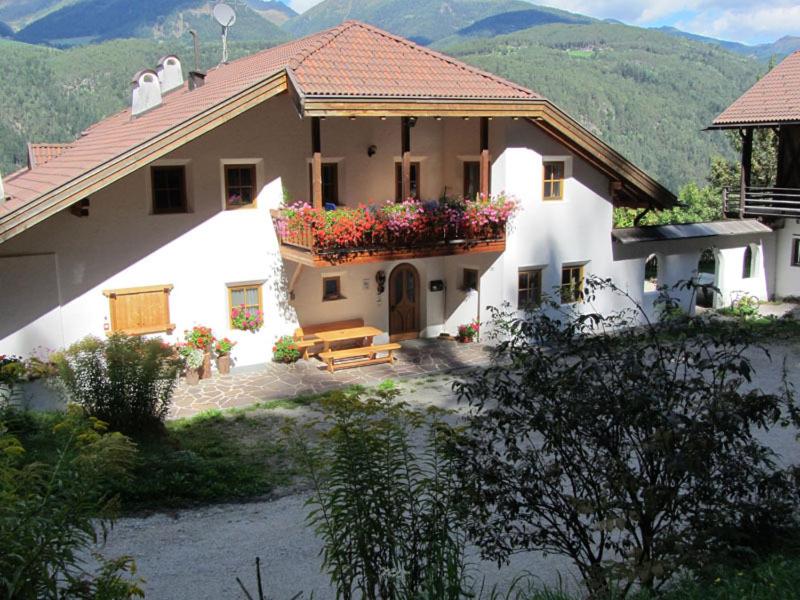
724,186 -> 800,219
270,209 -> 506,267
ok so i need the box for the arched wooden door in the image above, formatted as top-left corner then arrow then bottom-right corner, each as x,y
389,263 -> 420,341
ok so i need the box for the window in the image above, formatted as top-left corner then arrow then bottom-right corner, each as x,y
462,268 -> 479,292
225,164 -> 257,209
228,283 -> 262,326
644,254 -> 659,292
322,276 -> 343,301
463,161 -> 480,199
543,161 -> 565,201
518,269 -> 542,308
395,162 -> 421,201
103,284 -> 174,335
308,162 -> 339,206
791,238 -> 800,267
151,166 -> 187,214
742,245 -> 755,279
560,264 -> 585,304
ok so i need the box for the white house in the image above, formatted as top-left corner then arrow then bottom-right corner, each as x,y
0,22 -> 792,367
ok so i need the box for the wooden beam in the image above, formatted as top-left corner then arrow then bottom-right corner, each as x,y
740,127 -> 753,219
401,117 -> 411,201
311,116 -> 322,209
479,117 -> 490,197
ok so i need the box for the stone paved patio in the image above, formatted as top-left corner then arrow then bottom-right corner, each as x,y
170,339 -> 491,418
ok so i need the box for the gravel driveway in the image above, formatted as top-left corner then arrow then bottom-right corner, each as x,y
94,342 -> 800,599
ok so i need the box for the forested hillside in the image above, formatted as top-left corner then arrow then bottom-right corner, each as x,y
284,0 -> 532,44
0,0 -> 773,197
0,38 -> 278,175
438,23 -> 764,190
14,0 -> 288,45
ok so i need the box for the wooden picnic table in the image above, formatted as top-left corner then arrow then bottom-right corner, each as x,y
314,326 -> 384,352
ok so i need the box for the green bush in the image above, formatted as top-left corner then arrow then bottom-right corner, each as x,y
291,386 -> 469,599
54,334 -> 183,434
720,294 -> 761,319
455,278 -> 799,598
0,406 -> 141,599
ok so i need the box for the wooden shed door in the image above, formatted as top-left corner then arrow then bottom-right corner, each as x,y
389,264 -> 420,341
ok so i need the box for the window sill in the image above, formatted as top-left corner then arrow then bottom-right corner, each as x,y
322,295 -> 346,302
108,323 -> 176,336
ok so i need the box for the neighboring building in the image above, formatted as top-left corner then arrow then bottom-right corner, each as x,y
0,22 -> 784,366
708,49 -> 800,301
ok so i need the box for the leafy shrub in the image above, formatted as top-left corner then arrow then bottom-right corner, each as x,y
54,334 -> 183,434
0,406 -> 141,599
291,386 -> 469,599
272,336 -> 300,363
0,354 -> 26,407
720,294 -> 760,319
455,278 -> 799,598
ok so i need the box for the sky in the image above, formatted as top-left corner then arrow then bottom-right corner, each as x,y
280,0 -> 800,45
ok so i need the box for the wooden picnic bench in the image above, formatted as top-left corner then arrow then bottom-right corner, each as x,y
293,318 -> 364,360
319,342 -> 402,373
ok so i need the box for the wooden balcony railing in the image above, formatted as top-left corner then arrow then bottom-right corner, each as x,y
724,186 -> 800,218
270,209 -> 507,266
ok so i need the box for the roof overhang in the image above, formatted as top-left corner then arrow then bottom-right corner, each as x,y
612,219 -> 772,244
0,58 -> 676,243
707,120 -> 800,130
288,77 -> 675,210
0,71 -> 288,244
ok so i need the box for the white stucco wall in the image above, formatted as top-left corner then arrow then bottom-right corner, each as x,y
775,219 -> 800,299
0,91 -> 787,366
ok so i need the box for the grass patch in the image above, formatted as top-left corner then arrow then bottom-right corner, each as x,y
566,49 -> 593,58
4,407 -> 298,512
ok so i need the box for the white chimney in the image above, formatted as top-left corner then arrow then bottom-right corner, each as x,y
0,170 -> 5,202
131,69 -> 162,117
156,55 -> 184,94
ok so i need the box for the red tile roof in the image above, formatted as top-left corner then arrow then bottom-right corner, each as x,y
713,50 -> 800,127
290,21 -> 536,99
2,21 -> 537,216
27,143 -> 73,168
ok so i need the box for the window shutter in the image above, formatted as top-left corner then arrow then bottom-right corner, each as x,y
103,284 -> 175,335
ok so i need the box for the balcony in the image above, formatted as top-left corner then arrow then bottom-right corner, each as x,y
270,198 -> 514,267
724,186 -> 800,219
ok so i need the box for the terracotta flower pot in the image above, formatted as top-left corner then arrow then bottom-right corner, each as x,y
185,368 -> 201,385
201,352 -> 212,379
216,354 -> 232,375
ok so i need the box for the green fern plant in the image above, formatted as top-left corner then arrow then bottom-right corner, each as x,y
290,386 -> 468,600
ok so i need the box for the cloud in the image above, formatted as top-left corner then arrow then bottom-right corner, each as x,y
286,0 -> 325,13
679,4 -> 800,42
539,0 -> 798,43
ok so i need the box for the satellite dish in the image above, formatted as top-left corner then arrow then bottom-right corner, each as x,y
213,2 -> 237,27
212,3 -> 236,64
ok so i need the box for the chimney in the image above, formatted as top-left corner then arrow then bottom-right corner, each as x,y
0,170 -> 5,203
156,55 -> 184,94
131,69 -> 162,117
188,70 -> 206,91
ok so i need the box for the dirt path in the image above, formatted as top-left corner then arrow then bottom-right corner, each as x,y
95,342 -> 800,599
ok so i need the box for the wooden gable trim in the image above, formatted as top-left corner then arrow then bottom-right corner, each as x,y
0,72 -> 288,244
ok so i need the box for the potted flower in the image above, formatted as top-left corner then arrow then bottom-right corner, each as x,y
214,338 -> 237,375
272,336 -> 300,364
184,326 -> 215,379
457,320 -> 480,343
178,345 -> 204,385
231,305 -> 264,333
